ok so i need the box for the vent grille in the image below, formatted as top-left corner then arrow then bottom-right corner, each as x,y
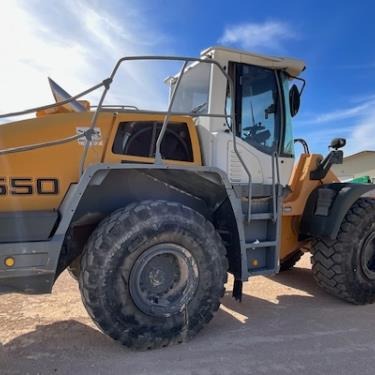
228,148 -> 246,183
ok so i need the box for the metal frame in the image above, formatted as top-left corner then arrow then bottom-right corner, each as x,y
0,54 -> 253,220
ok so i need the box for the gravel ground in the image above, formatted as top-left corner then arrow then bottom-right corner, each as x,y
1,254 -> 375,375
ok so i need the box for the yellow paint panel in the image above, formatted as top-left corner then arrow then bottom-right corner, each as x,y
0,112 -> 201,212
103,113 -> 202,166
0,112 -> 115,211
280,216 -> 303,260
280,154 -> 340,261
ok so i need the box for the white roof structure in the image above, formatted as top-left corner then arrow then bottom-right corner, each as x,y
201,46 -> 306,77
343,150 -> 375,160
332,150 -> 375,182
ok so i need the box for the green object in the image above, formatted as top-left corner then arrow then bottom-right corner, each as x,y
351,176 -> 372,184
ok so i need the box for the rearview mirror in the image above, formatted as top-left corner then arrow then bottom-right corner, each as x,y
289,84 -> 300,117
329,138 -> 346,150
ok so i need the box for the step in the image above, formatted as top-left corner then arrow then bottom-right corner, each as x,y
242,198 -> 273,217
245,240 -> 277,249
233,183 -> 274,198
249,212 -> 273,220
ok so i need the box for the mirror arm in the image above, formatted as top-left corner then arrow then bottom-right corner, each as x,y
284,71 -> 306,96
310,150 -> 344,180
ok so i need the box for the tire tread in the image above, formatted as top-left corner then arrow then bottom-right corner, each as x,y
312,198 -> 375,304
79,200 -> 228,350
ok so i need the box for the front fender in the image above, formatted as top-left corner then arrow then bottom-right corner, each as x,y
300,183 -> 375,240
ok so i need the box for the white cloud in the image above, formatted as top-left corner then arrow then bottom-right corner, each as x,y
0,0 -> 174,121
298,97 -> 375,126
296,96 -> 375,155
0,0 -> 91,114
345,109 -> 375,155
218,21 -> 296,51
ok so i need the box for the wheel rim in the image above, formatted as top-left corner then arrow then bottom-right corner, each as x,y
361,231 -> 375,280
129,243 -> 199,317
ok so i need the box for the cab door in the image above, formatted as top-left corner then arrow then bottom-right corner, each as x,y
229,63 -> 295,186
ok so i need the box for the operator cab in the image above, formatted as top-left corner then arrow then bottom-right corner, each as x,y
194,46 -> 305,187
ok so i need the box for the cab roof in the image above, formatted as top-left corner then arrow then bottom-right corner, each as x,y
201,46 -> 306,77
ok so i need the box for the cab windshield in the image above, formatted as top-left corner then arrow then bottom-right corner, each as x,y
169,62 -> 211,114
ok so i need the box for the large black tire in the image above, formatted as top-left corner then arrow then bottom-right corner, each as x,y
311,198 -> 375,304
79,200 -> 228,350
279,250 -> 304,272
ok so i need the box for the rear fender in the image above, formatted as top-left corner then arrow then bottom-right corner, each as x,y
300,183 -> 375,240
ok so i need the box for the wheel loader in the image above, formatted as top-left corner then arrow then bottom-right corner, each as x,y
1,46 -> 375,350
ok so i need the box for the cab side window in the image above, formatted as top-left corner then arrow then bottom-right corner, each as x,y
281,73 -> 295,157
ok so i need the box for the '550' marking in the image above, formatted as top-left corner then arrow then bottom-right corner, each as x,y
0,178 -> 59,195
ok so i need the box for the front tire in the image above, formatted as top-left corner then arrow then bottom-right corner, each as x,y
79,201 -> 228,350
312,198 -> 375,304
279,250 -> 303,272
67,256 -> 81,281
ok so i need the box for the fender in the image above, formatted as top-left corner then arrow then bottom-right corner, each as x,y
300,183 -> 375,240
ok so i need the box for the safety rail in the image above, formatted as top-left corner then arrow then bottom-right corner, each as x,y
90,105 -> 139,110
0,55 -> 254,221
271,151 -> 281,223
0,79 -> 111,158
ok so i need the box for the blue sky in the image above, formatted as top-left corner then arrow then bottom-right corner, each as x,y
1,0 -> 374,155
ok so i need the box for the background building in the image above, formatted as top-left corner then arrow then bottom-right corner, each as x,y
332,151 -> 375,182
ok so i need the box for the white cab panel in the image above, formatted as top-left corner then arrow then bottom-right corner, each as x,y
212,132 -> 267,184
198,127 -> 294,186
277,156 -> 295,186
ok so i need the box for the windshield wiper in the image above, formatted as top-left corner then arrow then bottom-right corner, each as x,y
191,102 -> 207,114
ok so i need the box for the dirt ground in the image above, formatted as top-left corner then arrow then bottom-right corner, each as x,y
1,254 -> 375,375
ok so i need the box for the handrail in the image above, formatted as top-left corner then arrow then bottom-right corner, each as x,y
0,55 -> 253,201
271,152 -> 276,222
90,104 -> 139,110
294,138 -> 310,154
97,108 -> 231,118
0,79 -> 111,159
106,56 -> 252,206
271,151 -> 281,223
155,60 -> 188,164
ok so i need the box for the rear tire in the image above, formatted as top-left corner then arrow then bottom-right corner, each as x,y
312,198 -> 375,304
79,200 -> 228,350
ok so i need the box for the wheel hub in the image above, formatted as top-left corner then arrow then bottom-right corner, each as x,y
361,230 -> 375,280
148,268 -> 165,287
129,243 -> 199,317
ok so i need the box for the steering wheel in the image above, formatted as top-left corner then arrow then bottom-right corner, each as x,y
243,123 -> 271,145
124,126 -> 191,161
